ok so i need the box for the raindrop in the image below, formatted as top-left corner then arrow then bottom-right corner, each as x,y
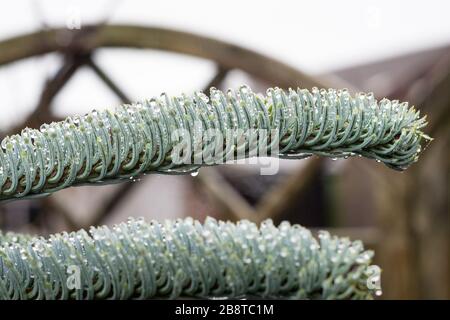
190,171 -> 199,177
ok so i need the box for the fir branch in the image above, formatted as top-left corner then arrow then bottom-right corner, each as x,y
0,217 -> 378,300
0,85 -> 430,201
0,231 -> 31,244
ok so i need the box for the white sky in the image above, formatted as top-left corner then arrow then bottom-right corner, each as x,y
0,0 -> 449,129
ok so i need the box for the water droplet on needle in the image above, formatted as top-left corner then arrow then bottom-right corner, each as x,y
190,171 -> 199,177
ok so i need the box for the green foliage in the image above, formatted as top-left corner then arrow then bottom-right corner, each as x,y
0,85 -> 431,300
0,217 -> 377,300
0,86 -> 430,201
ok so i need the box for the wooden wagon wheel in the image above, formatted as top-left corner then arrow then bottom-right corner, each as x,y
0,24 -> 351,231
0,25 -> 336,88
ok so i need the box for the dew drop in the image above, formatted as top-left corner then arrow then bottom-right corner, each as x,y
280,248 -> 289,258
190,171 -> 199,177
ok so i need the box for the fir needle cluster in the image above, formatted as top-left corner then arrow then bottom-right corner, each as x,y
0,217 -> 378,300
0,86 -> 430,201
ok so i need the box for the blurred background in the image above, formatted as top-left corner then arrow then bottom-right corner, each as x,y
0,0 -> 448,299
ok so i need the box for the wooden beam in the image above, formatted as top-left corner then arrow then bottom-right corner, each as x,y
0,25 -> 340,90
255,158 -> 322,223
7,54 -> 87,135
196,167 -> 256,221
86,56 -> 131,104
